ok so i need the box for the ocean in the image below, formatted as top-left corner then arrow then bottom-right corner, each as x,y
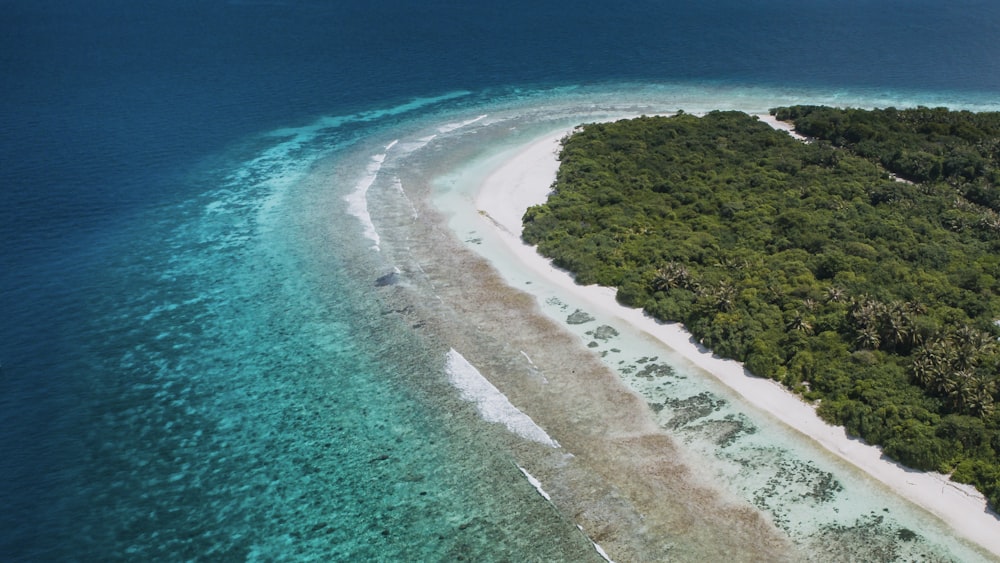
3,1 -> 1000,560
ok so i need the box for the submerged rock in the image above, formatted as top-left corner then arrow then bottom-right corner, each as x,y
588,325 -> 619,341
566,309 -> 595,324
375,272 -> 399,287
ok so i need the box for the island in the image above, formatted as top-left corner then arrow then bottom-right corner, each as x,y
520,108 -> 1000,510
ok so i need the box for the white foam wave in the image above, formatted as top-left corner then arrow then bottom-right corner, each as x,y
344,140 -> 399,251
229,94 -> 469,239
392,178 -> 419,220
576,525 -> 615,563
445,349 -> 559,448
520,350 -> 535,367
395,134 -> 437,154
592,541 -> 614,563
437,114 -> 488,134
268,90 -> 471,137
520,350 -> 548,383
516,466 -> 552,501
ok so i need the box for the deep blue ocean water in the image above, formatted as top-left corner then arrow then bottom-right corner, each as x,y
3,0 -> 1000,560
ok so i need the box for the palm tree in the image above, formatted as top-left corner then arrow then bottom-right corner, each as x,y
713,281 -> 738,312
938,369 -> 972,398
900,301 -> 927,347
879,302 -> 910,352
825,286 -> 847,304
979,211 -> 1000,235
652,262 -> 690,293
848,295 -> 880,331
911,354 -> 941,389
854,326 -> 881,350
911,337 -> 952,389
904,301 -> 927,316
941,369 -> 984,414
953,324 -> 995,365
964,373 -> 997,416
786,311 -> 814,335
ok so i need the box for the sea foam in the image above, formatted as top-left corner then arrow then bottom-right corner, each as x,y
445,349 -> 559,448
577,525 -> 616,563
437,114 -> 488,134
344,140 -> 398,251
517,466 -> 552,501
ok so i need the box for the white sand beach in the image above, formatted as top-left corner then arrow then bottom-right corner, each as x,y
471,123 -> 1000,557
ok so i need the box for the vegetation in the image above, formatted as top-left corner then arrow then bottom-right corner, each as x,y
521,109 -> 1000,509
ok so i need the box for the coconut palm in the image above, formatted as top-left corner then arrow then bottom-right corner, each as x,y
787,311 -> 814,335
854,326 -> 881,350
911,336 -> 953,388
953,324 -> 995,363
848,295 -> 880,332
939,368 -> 971,400
942,369 -> 996,416
824,286 -> 847,304
713,281 -> 738,312
911,354 -> 941,389
651,262 -> 690,293
979,211 -> 1000,234
964,373 -> 997,416
879,302 -> 911,352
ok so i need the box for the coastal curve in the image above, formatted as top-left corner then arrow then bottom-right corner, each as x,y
468,122 -> 1000,558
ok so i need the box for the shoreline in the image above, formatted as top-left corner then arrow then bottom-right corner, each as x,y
470,122 -> 1000,557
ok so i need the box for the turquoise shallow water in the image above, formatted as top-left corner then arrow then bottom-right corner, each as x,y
47,94 -> 615,561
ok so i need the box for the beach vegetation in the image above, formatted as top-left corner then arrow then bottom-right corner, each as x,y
522,109 -> 1000,510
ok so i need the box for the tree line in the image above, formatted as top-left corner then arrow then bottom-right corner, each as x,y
521,109 -> 1000,510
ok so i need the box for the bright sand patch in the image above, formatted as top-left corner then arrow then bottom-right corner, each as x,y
472,122 -> 1000,557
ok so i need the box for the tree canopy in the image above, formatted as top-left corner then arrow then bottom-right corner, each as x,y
522,109 -> 1000,510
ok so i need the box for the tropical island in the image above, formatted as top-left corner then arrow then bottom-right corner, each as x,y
521,107 -> 1000,510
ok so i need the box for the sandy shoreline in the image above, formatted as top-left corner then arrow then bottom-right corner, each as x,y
471,123 -> 1000,557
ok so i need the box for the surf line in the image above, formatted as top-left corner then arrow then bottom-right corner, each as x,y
515,463 -> 615,563
344,139 -> 399,251
444,348 -> 559,448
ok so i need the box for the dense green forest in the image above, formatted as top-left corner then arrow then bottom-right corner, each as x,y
521,109 -> 1000,510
